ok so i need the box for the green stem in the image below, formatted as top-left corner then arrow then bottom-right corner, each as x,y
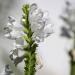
71,32 -> 75,75
22,4 -> 37,75
71,61 -> 75,75
74,32 -> 75,49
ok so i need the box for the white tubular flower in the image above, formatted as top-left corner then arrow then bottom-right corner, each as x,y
9,39 -> 25,65
4,16 -> 25,63
29,3 -> 53,42
6,36 -> 24,62
4,16 -> 24,40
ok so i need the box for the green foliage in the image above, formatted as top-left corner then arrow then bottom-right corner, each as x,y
71,61 -> 75,75
69,32 -> 75,75
22,4 -> 38,75
71,32 -> 75,75
60,1 -> 75,75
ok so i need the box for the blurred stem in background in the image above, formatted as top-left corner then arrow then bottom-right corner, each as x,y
70,32 -> 75,75
74,32 -> 75,49
60,1 -> 75,75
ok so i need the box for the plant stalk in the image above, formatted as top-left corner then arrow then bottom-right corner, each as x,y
71,32 -> 75,75
22,4 -> 37,75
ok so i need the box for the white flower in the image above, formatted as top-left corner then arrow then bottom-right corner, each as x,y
29,3 -> 53,42
8,33 -> 25,62
4,16 -> 25,63
4,16 -> 24,40
4,3 -> 53,67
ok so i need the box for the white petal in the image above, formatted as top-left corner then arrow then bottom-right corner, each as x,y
30,3 -> 38,13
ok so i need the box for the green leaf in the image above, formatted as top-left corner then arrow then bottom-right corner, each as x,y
71,61 -> 75,75
22,35 -> 31,43
23,27 -> 29,34
22,4 -> 29,15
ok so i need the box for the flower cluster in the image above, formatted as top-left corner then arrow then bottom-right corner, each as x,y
5,4 -> 53,44
4,16 -> 24,65
4,3 -> 53,72
29,3 -> 53,42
